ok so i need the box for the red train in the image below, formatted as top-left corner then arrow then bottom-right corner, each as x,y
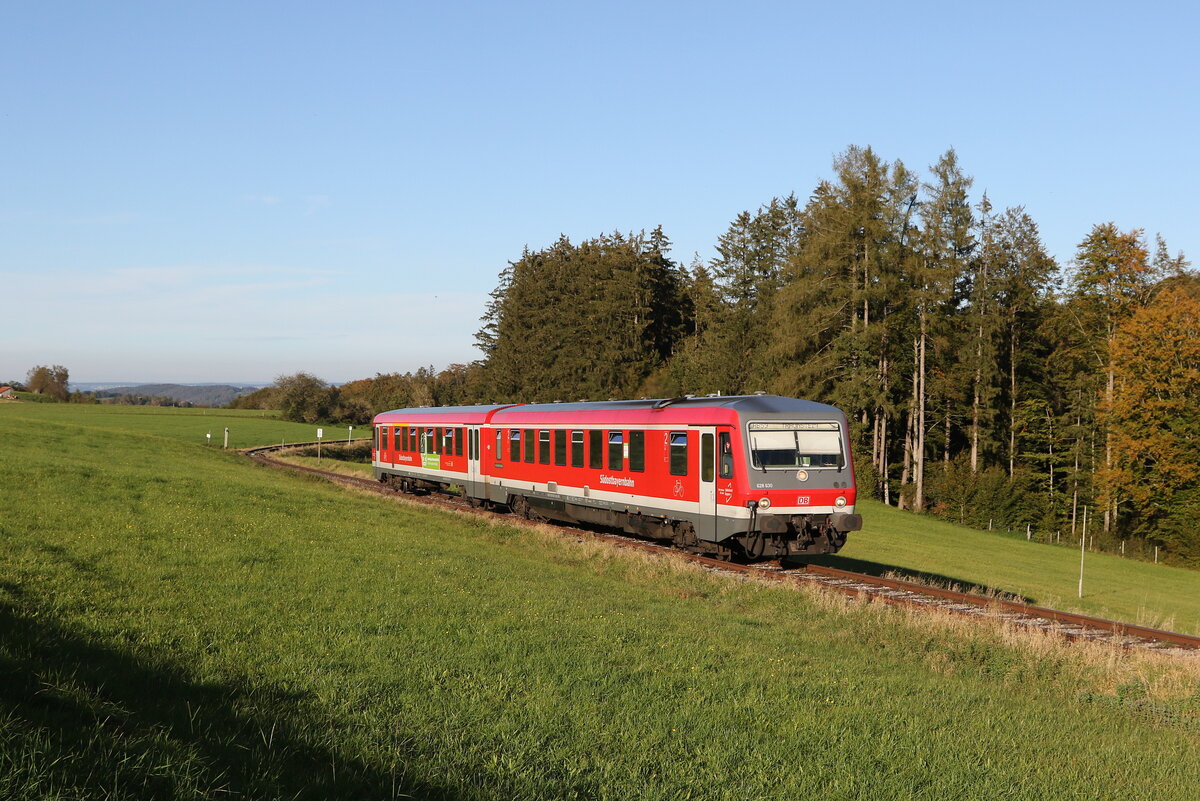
371,394 -> 861,559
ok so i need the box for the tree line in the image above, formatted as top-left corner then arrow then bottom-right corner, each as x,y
246,144 -> 1196,562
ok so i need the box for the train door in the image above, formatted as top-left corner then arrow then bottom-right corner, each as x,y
697,427 -> 718,539
467,426 -> 480,492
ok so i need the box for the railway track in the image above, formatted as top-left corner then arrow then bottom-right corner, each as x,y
246,441 -> 1200,654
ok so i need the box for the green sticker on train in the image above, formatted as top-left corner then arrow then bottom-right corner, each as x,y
422,453 -> 440,470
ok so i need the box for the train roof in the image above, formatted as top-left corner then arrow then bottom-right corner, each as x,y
373,395 -> 844,426
492,395 -> 840,415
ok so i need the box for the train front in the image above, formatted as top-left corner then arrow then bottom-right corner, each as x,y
728,399 -> 861,558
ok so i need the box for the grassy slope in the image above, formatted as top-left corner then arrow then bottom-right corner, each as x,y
836,500 -> 1200,634
2,405 -> 1200,799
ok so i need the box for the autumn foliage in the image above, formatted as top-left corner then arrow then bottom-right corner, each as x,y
1103,287 -> 1200,558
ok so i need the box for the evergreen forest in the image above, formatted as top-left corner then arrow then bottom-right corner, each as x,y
237,146 -> 1200,564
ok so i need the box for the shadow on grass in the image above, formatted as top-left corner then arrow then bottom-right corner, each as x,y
0,584 -> 465,801
784,554 -> 1034,603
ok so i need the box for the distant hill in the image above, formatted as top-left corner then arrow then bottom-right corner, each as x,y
95,384 -> 261,407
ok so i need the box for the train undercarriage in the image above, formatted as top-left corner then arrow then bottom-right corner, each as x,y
379,472 -> 854,561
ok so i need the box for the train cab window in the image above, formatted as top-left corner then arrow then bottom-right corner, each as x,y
608,431 -> 623,470
748,423 -> 843,469
524,429 -> 535,463
492,429 -> 501,460
669,432 -> 688,476
538,430 -> 551,464
570,431 -> 584,467
554,430 -> 567,466
629,430 -> 645,472
373,426 -> 380,453
510,429 -> 521,462
719,432 -> 734,479
589,430 -> 603,469
701,433 -> 714,482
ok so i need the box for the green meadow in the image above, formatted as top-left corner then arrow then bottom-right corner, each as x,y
3,403 -> 1200,800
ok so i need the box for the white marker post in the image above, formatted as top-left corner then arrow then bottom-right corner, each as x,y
223,427 -> 229,449
317,428 -> 323,461
206,431 -> 211,446
347,425 -> 353,443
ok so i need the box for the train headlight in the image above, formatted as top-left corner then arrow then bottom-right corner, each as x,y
759,497 -> 771,510
835,496 -> 847,508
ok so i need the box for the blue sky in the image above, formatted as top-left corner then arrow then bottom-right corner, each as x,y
2,1 -> 1196,384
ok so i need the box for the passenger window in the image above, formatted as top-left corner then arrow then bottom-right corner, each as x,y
493,429 -> 502,460
701,433 -> 714,482
409,428 -> 417,451
538,430 -> 550,464
394,427 -> 403,452
589,430 -> 603,469
373,426 -> 380,452
719,432 -> 734,479
669,432 -> 688,476
455,427 -> 464,457
553,430 -> 566,466
571,431 -> 584,467
629,430 -> 645,472
509,429 -> 521,462
524,429 -> 535,463
608,431 -> 623,470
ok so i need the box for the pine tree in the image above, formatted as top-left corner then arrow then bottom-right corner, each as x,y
1070,223 -> 1156,532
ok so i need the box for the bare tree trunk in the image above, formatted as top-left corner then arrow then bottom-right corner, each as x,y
915,312 -> 927,512
1103,364 -> 1114,533
943,406 -> 951,466
1047,407 -> 1055,507
1007,334 -> 1016,476
971,326 -> 981,472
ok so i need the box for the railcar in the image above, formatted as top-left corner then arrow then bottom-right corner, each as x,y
371,395 -> 861,559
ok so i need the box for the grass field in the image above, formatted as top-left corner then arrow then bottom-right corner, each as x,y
835,500 -> 1200,635
3,403 -> 1200,799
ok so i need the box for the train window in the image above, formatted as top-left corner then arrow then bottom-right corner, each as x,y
509,429 -> 521,461
748,423 -> 843,469
491,429 -> 499,460
437,428 -> 445,455
409,428 -> 418,451
719,432 -> 734,478
669,432 -> 688,476
701,433 -> 714,482
629,431 -> 645,472
571,431 -> 584,467
373,426 -> 380,453
400,427 -> 408,452
423,428 -> 434,454
538,430 -> 551,464
553,430 -> 566,466
524,429 -> 535,463
394,427 -> 403,451
589,430 -> 603,469
608,431 -> 623,470
456,427 -> 465,457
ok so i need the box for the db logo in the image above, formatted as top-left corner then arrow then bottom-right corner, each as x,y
796,496 -> 810,506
